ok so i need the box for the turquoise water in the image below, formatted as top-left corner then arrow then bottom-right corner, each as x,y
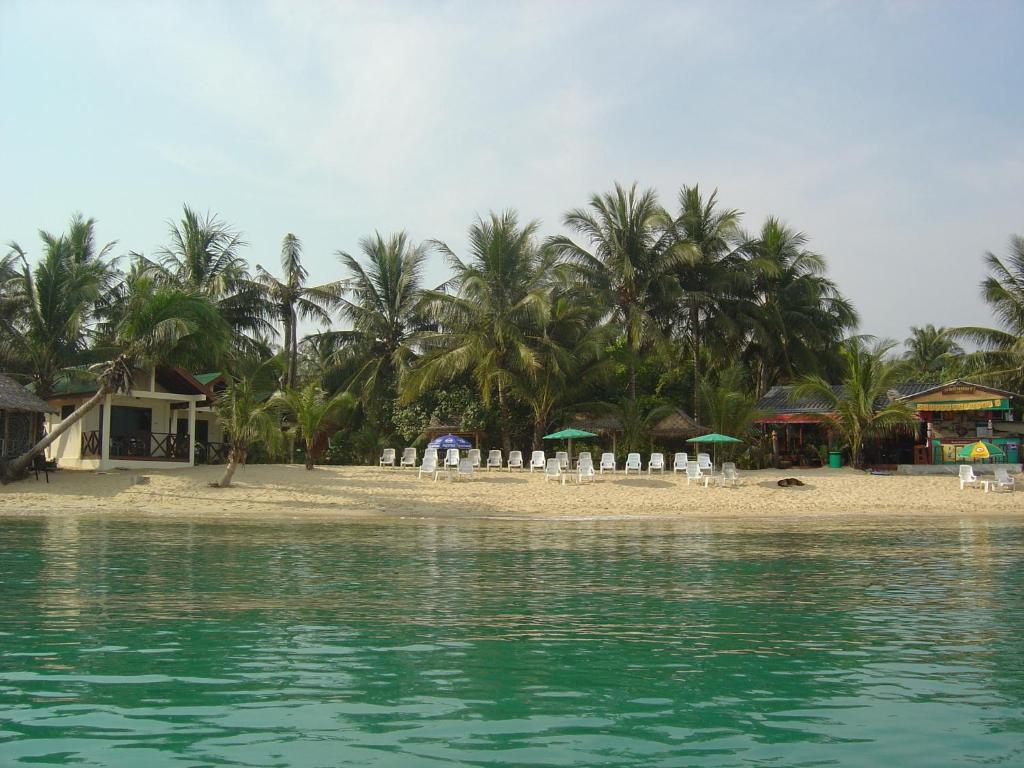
1,516 -> 1023,767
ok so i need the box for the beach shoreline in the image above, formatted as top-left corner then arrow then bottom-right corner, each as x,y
1,464 -> 1021,520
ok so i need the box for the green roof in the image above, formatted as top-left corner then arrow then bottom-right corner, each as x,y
195,372 -> 223,386
49,374 -> 99,397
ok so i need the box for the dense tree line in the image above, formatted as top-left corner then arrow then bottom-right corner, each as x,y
2,185 -> 1022,480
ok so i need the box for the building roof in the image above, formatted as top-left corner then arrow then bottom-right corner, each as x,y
756,382 -> 938,414
570,414 -> 623,434
195,372 -> 223,386
0,373 -> 56,413
649,409 -> 704,438
48,366 -> 214,400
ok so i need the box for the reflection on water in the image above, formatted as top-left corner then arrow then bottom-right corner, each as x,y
1,516 -> 1023,766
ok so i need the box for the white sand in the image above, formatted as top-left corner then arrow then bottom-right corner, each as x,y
1,464 -> 1021,519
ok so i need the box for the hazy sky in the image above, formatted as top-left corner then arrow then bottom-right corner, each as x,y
2,0 -> 1022,343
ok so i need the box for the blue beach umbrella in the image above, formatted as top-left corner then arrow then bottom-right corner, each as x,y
427,434 -> 472,450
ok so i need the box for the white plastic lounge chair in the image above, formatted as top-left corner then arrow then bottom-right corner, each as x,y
577,451 -> 592,468
379,448 -> 395,467
486,450 -> 503,470
424,447 -> 438,464
648,452 -> 665,474
400,447 -> 417,468
624,453 -> 642,475
686,460 -> 708,488
722,462 -> 741,487
959,465 -> 980,490
530,451 -> 546,472
672,452 -> 688,473
697,453 -> 713,472
994,468 -> 1015,492
418,454 -> 439,481
556,451 -> 569,470
599,452 -> 616,474
467,448 -> 481,468
577,456 -> 595,484
445,448 -> 460,469
508,450 -> 524,470
543,457 -> 564,484
456,457 -> 475,480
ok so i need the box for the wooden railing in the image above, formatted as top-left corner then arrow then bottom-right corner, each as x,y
80,431 -> 228,464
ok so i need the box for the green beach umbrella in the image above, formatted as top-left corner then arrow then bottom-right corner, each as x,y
543,428 -> 598,459
956,441 -> 1005,461
686,432 -> 744,470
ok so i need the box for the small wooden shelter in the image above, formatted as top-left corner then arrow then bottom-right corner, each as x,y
0,373 -> 55,460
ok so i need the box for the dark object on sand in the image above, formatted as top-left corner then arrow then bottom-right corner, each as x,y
778,477 -> 805,487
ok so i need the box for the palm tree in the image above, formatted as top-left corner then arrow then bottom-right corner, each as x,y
741,217 -> 857,395
409,211 -> 554,453
952,235 -> 1024,390
329,232 -> 429,424
209,368 -> 283,488
5,277 -> 231,480
155,205 -> 270,346
272,382 -> 354,469
256,234 -> 343,389
548,183 -> 677,401
903,324 -> 963,379
698,366 -> 762,461
1,232 -> 112,398
793,338 -> 917,468
668,185 -> 743,420
510,293 -> 611,449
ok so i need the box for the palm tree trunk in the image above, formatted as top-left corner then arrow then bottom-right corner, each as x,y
496,381 -> 512,455
3,386 -> 109,482
212,446 -> 245,488
532,417 -> 545,452
289,308 -> 299,389
282,312 -> 294,389
691,305 -> 702,422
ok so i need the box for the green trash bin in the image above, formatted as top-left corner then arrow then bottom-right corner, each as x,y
828,451 -> 843,468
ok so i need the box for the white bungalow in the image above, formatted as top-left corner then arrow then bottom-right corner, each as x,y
44,367 -> 226,470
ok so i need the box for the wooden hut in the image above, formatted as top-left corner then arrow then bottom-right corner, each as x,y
0,373 -> 55,460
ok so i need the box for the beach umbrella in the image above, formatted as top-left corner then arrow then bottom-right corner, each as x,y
956,441 -> 1005,461
427,433 -> 472,450
686,432 -> 744,470
543,427 -> 598,458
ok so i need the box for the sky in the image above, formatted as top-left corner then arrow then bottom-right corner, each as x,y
1,0 -> 1022,345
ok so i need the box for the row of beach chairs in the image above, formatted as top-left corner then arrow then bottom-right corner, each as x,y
958,465 -> 1016,492
380,447 -> 742,486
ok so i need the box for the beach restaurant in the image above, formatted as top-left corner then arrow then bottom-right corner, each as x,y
756,379 -> 1021,468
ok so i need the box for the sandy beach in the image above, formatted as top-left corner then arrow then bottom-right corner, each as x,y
1,464 -> 1021,519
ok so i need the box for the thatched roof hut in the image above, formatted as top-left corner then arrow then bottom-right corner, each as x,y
648,409 -> 703,440
0,373 -> 54,459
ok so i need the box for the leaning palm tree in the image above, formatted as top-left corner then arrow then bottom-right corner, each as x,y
209,368 -> 283,488
951,235 -> 1024,391
328,231 -> 430,424
548,183 -> 677,401
256,234 -> 344,389
4,277 -> 231,481
272,383 -> 355,470
793,337 -> 917,469
409,211 -> 554,453
668,185 -> 743,420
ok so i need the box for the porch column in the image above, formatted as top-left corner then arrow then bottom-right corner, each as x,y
188,399 -> 197,466
101,394 -> 112,462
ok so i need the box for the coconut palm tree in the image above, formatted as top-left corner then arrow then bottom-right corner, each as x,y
1,233 -> 112,398
952,235 -> 1024,390
272,382 -> 355,469
741,217 -> 857,395
510,293 -> 612,449
154,205 -> 270,346
903,324 -> 963,379
667,185 -> 743,420
256,234 -> 343,389
4,277 -> 231,481
409,211 -> 554,453
328,231 -> 430,424
209,365 -> 283,488
548,183 -> 677,401
793,337 -> 917,468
